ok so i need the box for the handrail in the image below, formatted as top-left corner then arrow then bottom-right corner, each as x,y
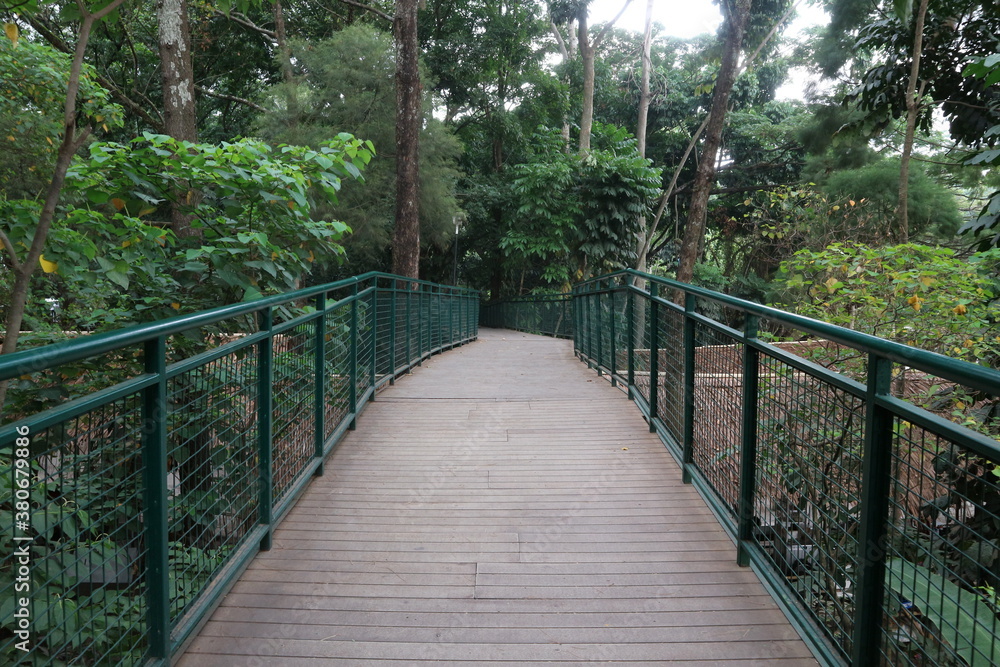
569,269 -> 1000,666
577,268 -> 1000,395
0,273 -> 478,665
480,294 -> 573,339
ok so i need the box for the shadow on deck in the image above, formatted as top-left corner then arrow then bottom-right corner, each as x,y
178,329 -> 818,665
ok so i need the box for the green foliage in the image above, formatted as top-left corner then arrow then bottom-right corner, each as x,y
257,25 -> 462,274
774,242 -> 1000,363
503,124 -> 661,288
818,159 -> 963,240
960,53 -> 1000,250
0,36 -> 123,198
2,132 -> 371,338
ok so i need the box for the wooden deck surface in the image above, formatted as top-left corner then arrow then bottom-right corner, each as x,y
178,329 -> 818,666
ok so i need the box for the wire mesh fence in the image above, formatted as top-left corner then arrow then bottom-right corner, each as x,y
480,295 -> 574,339
0,272 -> 478,665
566,269 -> 1000,667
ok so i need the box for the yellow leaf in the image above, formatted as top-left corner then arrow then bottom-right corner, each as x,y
111,198 -> 126,211
307,250 -> 315,263
122,239 -> 131,248
907,295 -> 922,312
271,252 -> 279,260
39,255 -> 58,273
170,302 -> 181,310
953,304 -> 968,316
849,200 -> 856,206
920,275 -> 934,287
287,201 -> 295,209
6,135 -> 13,142
4,22 -> 17,47
45,136 -> 52,145
137,207 -> 155,217
965,339 -> 974,348
832,205 -> 840,211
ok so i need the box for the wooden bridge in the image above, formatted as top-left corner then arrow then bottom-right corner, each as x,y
178,329 -> 817,665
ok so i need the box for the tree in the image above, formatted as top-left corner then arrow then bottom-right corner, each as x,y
549,0 -> 633,153
255,25 -> 462,273
0,0 -> 126,411
392,0 -> 420,278
675,0 -> 753,285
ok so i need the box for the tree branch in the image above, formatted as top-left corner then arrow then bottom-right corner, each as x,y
27,15 -> 165,131
334,0 -> 392,22
0,229 -> 21,271
214,10 -> 277,38
195,85 -> 268,112
549,20 -> 569,59
594,0 -> 634,47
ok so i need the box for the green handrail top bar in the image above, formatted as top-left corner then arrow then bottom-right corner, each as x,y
577,268 -> 1000,396
0,271 -> 476,383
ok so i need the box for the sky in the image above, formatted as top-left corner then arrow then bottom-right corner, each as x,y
585,0 -> 832,100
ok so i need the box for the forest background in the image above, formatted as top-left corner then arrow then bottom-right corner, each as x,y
0,0 -> 999,378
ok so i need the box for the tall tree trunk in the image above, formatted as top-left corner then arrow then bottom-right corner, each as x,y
897,0 -> 929,244
392,0 -> 421,279
634,0 -> 653,277
157,0 -> 199,238
675,0 -> 751,286
274,0 -> 293,83
577,10 -> 595,154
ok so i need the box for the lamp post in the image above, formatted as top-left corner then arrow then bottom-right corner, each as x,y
451,215 -> 464,286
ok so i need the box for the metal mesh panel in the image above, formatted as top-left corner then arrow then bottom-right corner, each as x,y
271,323 -> 316,505
630,295 -> 652,407
374,285 -> 393,379
882,417 -> 1000,666
656,306 -> 685,448
324,303 -> 352,442
1,397 -> 148,665
754,352 -> 864,659
690,323 -> 743,518
165,347 -> 259,624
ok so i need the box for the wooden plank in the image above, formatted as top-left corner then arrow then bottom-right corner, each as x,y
177,329 -> 818,666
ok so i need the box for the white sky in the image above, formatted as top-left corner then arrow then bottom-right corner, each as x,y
586,0 -> 832,99
587,0 -> 829,39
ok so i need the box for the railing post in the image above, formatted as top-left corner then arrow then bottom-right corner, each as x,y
257,307 -> 274,550
682,293 -> 696,484
417,286 -> 424,364
141,336 -> 170,661
851,354 -> 894,666
349,282 -> 359,429
609,282 -> 618,388
648,283 -> 659,433
627,280 -> 635,398
737,315 -> 760,567
389,282 -> 397,384
314,292 -> 327,472
406,287 -> 413,368
596,281 -> 604,376
369,281 -> 377,397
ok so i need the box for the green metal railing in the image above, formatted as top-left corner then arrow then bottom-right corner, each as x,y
0,272 -> 478,665
480,295 -> 573,339
572,269 -> 1000,666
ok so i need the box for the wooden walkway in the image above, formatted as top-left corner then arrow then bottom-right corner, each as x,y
179,329 -> 818,666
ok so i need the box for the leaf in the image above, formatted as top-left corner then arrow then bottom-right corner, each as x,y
886,558 -> 1000,666
4,22 -> 18,47
39,254 -> 58,273
892,0 -> 914,22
